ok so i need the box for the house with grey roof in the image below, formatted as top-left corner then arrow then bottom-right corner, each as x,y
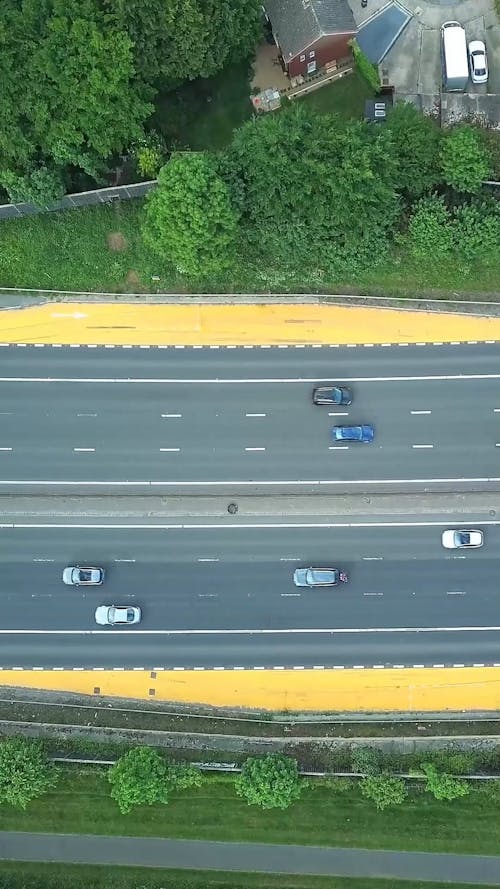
263,0 -> 357,79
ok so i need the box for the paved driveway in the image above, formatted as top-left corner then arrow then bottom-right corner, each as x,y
1,832 -> 500,884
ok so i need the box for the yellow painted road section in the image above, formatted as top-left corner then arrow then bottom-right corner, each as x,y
2,667 -> 500,711
0,301 -> 499,345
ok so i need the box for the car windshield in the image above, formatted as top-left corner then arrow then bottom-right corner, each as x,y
457,532 -> 471,545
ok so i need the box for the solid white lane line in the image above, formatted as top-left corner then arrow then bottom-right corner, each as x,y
2,519 -> 500,529
246,413 -> 266,417
1,373 -> 499,384
412,444 -> 433,449
411,410 -> 432,415
159,448 -> 180,452
0,476 -> 499,487
2,625 -> 500,635
161,414 -> 182,418
73,448 -> 95,452
245,447 -> 266,451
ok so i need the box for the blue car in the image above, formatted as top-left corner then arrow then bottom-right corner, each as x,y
331,424 -> 374,443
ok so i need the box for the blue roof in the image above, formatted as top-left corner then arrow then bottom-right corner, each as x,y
357,1 -> 412,64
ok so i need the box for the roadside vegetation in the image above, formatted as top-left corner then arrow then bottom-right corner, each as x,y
1,740 -> 500,854
0,864 -> 494,889
1,104 -> 499,297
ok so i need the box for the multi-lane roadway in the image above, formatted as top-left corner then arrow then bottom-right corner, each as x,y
0,342 -> 498,491
0,341 -> 498,669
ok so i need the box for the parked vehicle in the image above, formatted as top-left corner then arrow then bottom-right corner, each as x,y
468,40 -> 488,84
293,568 -> 348,587
95,605 -> 142,625
441,22 -> 468,92
63,566 -> 104,585
442,529 -> 484,549
313,386 -> 352,405
331,424 -> 374,443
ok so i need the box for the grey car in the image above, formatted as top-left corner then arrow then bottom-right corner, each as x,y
313,386 -> 352,406
294,567 -> 344,587
63,566 -> 104,585
95,605 -> 142,626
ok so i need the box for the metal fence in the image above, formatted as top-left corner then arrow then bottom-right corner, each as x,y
0,179 -> 158,221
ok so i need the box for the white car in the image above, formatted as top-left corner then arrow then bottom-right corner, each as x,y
442,529 -> 484,549
468,40 -> 488,84
95,605 -> 142,626
63,566 -> 104,585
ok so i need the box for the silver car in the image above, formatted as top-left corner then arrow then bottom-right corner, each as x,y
63,566 -> 104,585
95,605 -> 142,626
442,529 -> 484,549
293,568 -> 346,587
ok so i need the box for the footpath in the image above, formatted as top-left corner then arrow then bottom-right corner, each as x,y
0,831 -> 499,883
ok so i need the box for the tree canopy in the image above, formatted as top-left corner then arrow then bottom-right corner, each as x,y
235,754 -> 303,809
0,738 -> 57,809
0,0 -> 153,200
143,152 -> 239,279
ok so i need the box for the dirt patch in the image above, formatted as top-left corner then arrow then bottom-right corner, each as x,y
124,269 -> 149,293
106,231 -> 127,252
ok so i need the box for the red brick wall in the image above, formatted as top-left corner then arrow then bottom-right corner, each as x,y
286,32 -> 355,78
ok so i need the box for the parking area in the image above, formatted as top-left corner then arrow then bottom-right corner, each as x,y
349,0 -> 500,124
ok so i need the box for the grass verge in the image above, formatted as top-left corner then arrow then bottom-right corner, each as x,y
1,199 -> 499,297
0,768 -> 499,855
0,862 -> 496,889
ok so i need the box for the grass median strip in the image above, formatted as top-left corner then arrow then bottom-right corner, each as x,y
0,768 -> 498,855
0,863 -> 496,889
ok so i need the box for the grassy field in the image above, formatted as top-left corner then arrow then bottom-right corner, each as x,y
1,198 -> 499,296
0,862 -> 496,889
0,769 -> 498,855
300,72 -> 374,118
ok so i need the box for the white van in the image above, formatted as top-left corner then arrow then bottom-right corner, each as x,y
441,21 -> 468,92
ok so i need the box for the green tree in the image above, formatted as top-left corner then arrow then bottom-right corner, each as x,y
420,762 -> 470,801
108,747 -> 202,814
142,152 -> 239,279
406,194 -> 453,259
385,102 -> 442,198
350,39 -> 380,92
0,738 -> 57,809
440,125 -> 491,193
360,774 -> 407,811
108,0 -> 262,88
0,0 -> 153,184
220,105 -> 400,277
236,754 -> 303,810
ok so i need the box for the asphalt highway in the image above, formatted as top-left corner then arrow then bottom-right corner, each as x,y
0,517 -> 499,668
0,342 -> 498,492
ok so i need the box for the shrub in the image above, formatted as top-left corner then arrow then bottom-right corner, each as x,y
360,773 -> 407,810
406,194 -> 453,259
108,747 -> 203,814
440,125 -> 491,193
350,39 -> 381,93
0,738 -> 57,809
451,202 -> 500,263
420,762 -> 470,801
235,754 -> 303,810
351,746 -> 381,775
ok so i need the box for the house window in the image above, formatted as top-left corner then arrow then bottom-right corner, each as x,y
309,50 -> 315,59
300,53 -> 306,62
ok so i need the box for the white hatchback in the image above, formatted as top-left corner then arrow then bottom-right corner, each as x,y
95,605 -> 142,625
442,529 -> 484,549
